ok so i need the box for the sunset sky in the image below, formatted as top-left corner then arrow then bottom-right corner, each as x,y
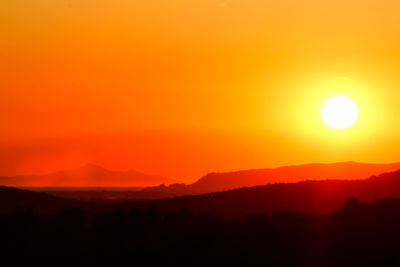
2,0 -> 400,181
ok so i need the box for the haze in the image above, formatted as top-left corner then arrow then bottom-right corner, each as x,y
2,0 -> 400,181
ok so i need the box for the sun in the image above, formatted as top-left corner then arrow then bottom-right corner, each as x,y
321,96 -> 358,129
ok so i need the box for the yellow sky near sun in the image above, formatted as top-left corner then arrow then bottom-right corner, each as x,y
1,0 -> 400,178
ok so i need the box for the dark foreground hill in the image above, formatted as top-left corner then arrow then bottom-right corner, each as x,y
3,167 -> 400,265
2,197 -> 400,266
0,186 -> 82,214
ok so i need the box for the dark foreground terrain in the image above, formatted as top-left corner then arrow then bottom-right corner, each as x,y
2,197 -> 400,266
3,170 -> 400,266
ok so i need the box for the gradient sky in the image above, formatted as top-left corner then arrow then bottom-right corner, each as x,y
2,0 -> 400,181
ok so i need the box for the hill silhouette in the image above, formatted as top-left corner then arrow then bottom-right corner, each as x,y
3,164 -> 400,219
3,196 -> 400,266
0,186 -> 81,214
0,164 -> 177,187
46,162 -> 400,200
186,161 -> 400,193
139,169 -> 400,218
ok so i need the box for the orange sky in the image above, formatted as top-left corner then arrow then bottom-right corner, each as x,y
2,0 -> 400,182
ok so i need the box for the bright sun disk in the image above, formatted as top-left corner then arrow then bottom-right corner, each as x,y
321,96 -> 358,129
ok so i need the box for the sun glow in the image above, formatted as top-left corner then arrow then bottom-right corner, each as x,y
321,96 -> 358,129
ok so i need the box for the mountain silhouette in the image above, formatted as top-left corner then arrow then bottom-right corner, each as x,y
141,169 -> 400,218
4,168 -> 400,219
42,162 -> 400,200
186,162 -> 400,193
0,164 -> 177,187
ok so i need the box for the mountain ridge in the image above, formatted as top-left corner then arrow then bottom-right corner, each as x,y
142,169 -> 400,219
36,161 -> 400,200
3,162 -> 400,198
187,161 -> 400,193
3,168 -> 400,218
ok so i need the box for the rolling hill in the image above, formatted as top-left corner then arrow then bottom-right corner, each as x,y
3,168 -> 400,219
43,162 -> 400,200
0,186 -> 81,214
144,170 -> 400,218
186,162 -> 400,193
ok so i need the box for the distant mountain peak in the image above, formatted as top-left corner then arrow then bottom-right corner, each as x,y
0,164 -> 178,187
